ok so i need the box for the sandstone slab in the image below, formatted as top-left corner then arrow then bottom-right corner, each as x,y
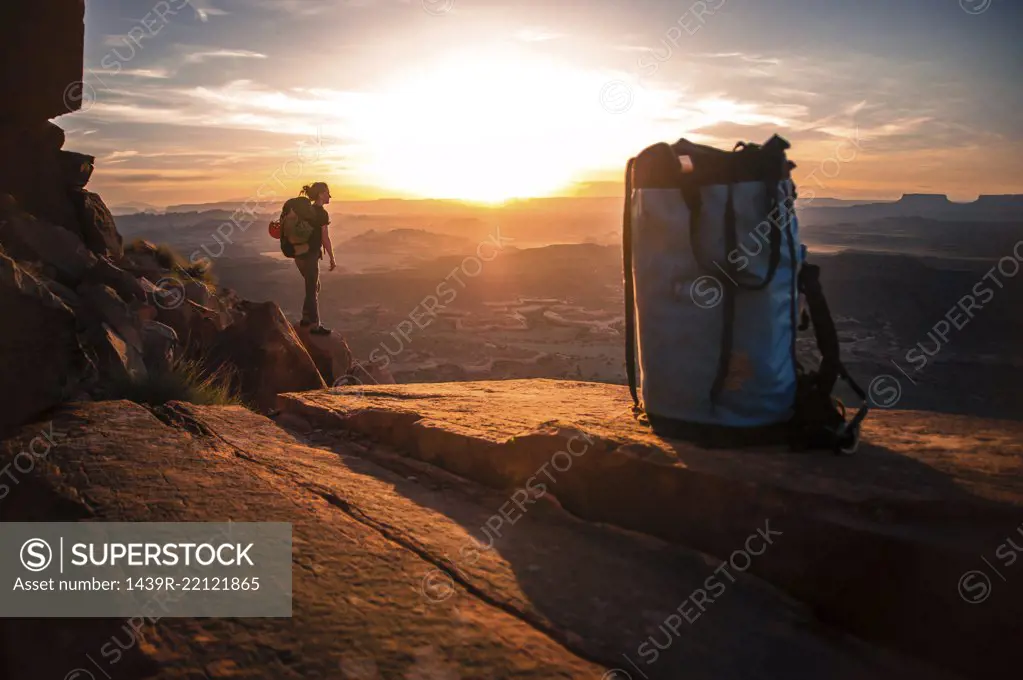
0,402 -> 602,679
0,401 -> 953,679
278,378 -> 1023,678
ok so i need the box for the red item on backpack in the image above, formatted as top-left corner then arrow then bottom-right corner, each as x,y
269,219 -> 282,239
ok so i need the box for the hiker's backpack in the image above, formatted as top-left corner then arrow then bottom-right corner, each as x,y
623,135 -> 868,453
277,196 -> 316,258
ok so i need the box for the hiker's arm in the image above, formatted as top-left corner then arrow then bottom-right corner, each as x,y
322,224 -> 336,270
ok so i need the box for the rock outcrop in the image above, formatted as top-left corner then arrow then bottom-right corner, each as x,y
0,400 -> 958,679
0,2 -> 354,425
0,196 -> 354,417
0,158 -> 348,418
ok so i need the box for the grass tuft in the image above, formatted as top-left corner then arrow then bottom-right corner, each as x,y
126,239 -> 216,283
107,358 -> 242,407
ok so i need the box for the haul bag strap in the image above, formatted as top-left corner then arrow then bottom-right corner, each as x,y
623,157 -> 639,409
709,182 -> 737,407
798,263 -> 840,392
682,177 -> 785,291
799,262 -> 870,453
703,176 -> 786,408
836,365 -> 870,452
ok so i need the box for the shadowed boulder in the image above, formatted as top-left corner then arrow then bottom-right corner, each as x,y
70,189 -> 122,260
0,251 -> 87,433
89,323 -> 147,385
82,255 -> 146,303
140,320 -> 178,374
0,201 -> 96,284
294,323 -> 353,385
152,297 -> 224,354
76,283 -> 143,353
208,301 -> 325,410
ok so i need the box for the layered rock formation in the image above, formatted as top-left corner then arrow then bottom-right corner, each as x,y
0,198 -> 357,431
0,1 -> 360,432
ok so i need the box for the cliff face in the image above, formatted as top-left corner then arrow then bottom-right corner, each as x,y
0,1 -> 87,229
0,0 -> 85,124
0,0 -> 356,432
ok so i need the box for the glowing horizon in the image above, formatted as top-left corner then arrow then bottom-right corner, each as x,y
64,0 -> 1023,207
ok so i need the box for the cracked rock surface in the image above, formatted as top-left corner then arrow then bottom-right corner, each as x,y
0,396 -> 966,679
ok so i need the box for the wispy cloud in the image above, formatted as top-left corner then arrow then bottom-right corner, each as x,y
93,68 -> 172,79
250,0 -> 337,16
103,150 -> 140,164
515,28 -> 565,42
107,172 -> 219,183
190,2 -> 230,22
694,52 -> 782,66
183,49 -> 268,64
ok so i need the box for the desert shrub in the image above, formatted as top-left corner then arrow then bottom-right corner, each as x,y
107,358 -> 241,407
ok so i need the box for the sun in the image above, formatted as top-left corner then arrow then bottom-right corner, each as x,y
352,48 -> 629,203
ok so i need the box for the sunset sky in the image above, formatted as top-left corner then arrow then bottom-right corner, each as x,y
62,0 -> 1022,207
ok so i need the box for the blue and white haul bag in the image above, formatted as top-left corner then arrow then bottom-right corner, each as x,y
622,135 -> 868,453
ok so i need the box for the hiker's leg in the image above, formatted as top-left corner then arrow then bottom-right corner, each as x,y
297,256 -> 320,325
294,257 -> 306,321
308,258 -> 321,325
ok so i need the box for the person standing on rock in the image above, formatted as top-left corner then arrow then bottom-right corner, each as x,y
283,182 -> 336,335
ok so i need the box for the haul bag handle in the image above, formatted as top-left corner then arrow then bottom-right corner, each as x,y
675,138 -> 786,291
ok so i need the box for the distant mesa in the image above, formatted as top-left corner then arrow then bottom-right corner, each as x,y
801,192 -> 1023,223
894,193 -> 953,206
974,194 -> 1023,208
110,202 -> 163,216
